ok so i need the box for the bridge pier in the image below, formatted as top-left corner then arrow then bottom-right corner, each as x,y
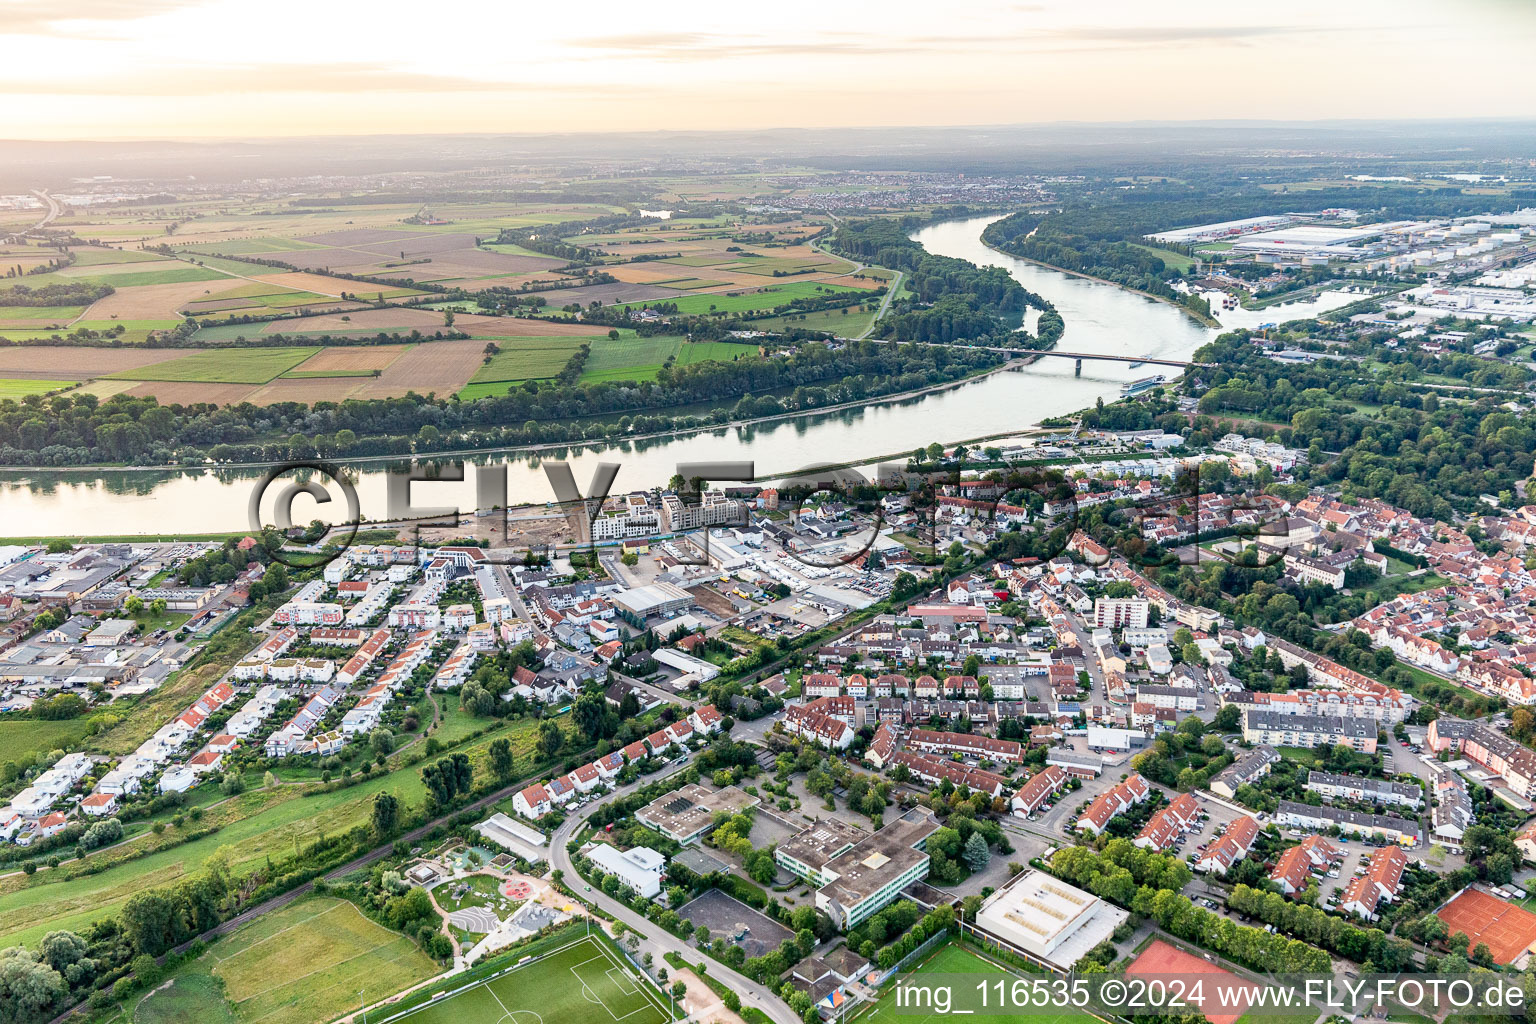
1074,358 -> 1082,377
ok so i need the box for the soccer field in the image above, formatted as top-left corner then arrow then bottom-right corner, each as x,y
857,942 -> 1087,1024
381,934 -> 671,1024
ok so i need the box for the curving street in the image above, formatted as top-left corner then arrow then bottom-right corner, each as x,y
549,759 -> 802,1024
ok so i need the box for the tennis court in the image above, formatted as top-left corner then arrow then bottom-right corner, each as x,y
381,933 -> 670,1024
1436,888 -> 1536,964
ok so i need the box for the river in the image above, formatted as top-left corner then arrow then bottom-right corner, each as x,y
0,216 -> 1356,536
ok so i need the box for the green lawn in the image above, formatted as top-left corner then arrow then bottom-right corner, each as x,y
1127,243 -> 1197,274
432,873 -> 508,914
105,346 -> 321,384
388,932 -> 668,1024
133,969 -> 238,1024
611,281 -> 866,316
0,377 -> 77,398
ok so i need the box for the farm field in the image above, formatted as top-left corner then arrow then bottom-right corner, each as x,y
0,377 -> 77,397
385,932 -> 668,1024
576,335 -> 757,384
0,304 -> 84,320
104,347 -> 320,384
609,280 -> 866,316
469,338 -> 588,383
130,897 -> 438,1024
0,345 -> 199,377
754,302 -> 877,337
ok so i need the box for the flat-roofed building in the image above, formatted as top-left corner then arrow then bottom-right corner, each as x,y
635,784 -> 759,844
473,812 -> 549,864
971,867 -> 1128,969
776,818 -> 870,886
588,843 -> 665,899
815,808 -> 940,931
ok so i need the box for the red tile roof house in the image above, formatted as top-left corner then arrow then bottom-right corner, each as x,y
571,763 -> 601,792
1338,847 -> 1408,921
644,729 -> 674,755
187,750 -> 224,774
622,741 -> 649,762
207,734 -> 238,753
1075,774 -> 1151,834
80,793 -> 118,817
1195,815 -> 1259,875
688,704 -> 723,734
37,812 -> 69,838
513,783 -> 551,819
1011,765 -> 1068,816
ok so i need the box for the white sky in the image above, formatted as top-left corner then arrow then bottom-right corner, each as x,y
3,0 -> 1534,139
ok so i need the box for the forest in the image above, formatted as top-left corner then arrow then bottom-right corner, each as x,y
830,216 -> 1062,346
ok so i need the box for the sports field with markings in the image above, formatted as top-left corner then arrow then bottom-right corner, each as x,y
380,933 -> 670,1024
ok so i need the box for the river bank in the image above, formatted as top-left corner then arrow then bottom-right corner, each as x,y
1,215 -> 1222,535
977,240 -> 1223,329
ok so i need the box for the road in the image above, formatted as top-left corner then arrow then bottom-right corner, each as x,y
29,189 -> 62,232
811,215 -> 904,341
549,761 -> 802,1024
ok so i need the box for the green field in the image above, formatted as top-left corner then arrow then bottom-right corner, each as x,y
754,302 -> 876,337
386,933 -> 668,1024
0,714 -> 569,948
1128,243 -> 1197,274
105,346 -> 320,383
191,323 -> 385,342
70,248 -> 167,267
0,378 -> 77,398
577,335 -> 756,384
66,266 -> 229,288
859,941 -> 1084,1024
133,969 -> 238,1024
0,305 -> 84,320
612,281 -> 865,316
0,718 -> 96,766
131,897 -> 438,1024
180,237 -> 329,255
469,338 -> 589,384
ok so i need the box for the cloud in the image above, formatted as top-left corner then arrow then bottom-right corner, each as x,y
1055,24 -> 1311,43
0,0 -> 199,34
563,24 -> 1324,63
2,62 -> 574,97
565,32 -> 937,60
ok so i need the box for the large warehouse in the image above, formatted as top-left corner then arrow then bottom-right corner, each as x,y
610,581 -> 693,620
969,868 -> 1128,969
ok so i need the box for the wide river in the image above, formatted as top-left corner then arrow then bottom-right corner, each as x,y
0,216 -> 1355,536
